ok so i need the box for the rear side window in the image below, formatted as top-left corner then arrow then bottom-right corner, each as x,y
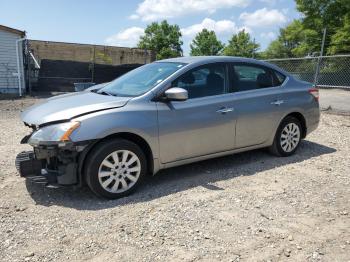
230,64 -> 275,92
274,70 -> 286,86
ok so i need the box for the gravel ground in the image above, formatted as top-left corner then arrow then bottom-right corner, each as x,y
0,97 -> 349,262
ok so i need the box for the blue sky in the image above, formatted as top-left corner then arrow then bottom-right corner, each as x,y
0,0 -> 300,55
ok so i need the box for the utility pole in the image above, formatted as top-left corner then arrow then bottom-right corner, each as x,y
314,28 -> 327,86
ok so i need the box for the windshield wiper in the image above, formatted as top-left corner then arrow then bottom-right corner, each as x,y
96,90 -> 117,96
99,91 -> 113,96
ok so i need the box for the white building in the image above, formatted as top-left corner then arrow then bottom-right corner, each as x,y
0,25 -> 26,95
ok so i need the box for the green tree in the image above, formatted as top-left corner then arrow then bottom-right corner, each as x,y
190,29 -> 224,56
296,0 -> 350,33
261,40 -> 289,59
223,30 -> 259,57
264,0 -> 350,58
296,0 -> 350,54
264,20 -> 320,58
137,20 -> 183,60
328,14 -> 350,54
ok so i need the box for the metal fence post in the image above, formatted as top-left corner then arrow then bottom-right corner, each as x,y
314,28 -> 327,86
91,45 -> 95,83
144,48 -> 147,64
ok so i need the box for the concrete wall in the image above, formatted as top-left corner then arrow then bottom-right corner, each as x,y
0,30 -> 25,94
28,40 -> 155,66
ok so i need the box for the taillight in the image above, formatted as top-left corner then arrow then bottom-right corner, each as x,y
309,87 -> 319,101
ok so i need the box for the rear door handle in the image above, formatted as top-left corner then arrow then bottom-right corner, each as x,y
270,100 -> 285,106
216,107 -> 234,114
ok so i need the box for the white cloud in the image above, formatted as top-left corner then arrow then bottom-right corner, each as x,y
260,31 -> 276,40
181,18 -> 250,37
132,0 -> 250,21
259,0 -> 277,5
239,8 -> 287,27
105,27 -> 144,47
129,14 -> 139,20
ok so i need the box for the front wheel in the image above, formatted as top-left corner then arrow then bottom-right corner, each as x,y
85,139 -> 147,199
269,116 -> 302,157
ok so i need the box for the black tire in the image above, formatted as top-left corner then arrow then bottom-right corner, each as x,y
269,116 -> 302,157
85,139 -> 147,199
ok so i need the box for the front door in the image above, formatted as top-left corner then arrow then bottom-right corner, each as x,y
157,63 -> 236,164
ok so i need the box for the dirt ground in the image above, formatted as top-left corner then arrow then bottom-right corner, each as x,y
319,89 -> 350,113
0,97 -> 349,262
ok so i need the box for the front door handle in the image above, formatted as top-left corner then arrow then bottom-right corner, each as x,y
271,100 -> 285,106
216,107 -> 234,114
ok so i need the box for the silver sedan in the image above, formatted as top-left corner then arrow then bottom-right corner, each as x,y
17,56 -> 320,199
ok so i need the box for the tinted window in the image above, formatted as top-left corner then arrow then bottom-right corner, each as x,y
172,63 -> 226,99
231,64 -> 274,92
274,70 -> 286,85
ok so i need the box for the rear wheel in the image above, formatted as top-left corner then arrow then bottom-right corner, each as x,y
85,139 -> 147,199
269,116 -> 302,157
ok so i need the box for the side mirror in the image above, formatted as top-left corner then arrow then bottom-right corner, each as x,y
164,87 -> 188,101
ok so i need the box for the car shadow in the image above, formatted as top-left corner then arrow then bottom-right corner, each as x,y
26,140 -> 336,210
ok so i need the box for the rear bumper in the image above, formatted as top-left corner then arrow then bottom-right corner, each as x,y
307,120 -> 319,135
306,106 -> 320,136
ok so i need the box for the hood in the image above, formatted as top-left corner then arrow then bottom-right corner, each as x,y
21,91 -> 131,126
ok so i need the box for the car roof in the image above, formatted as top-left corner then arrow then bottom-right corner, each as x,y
157,56 -> 291,76
158,56 -> 257,64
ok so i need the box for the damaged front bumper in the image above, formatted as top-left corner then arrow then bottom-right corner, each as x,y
15,140 -> 91,187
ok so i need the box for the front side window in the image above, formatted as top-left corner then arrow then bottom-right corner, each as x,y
231,64 -> 275,92
172,63 -> 226,99
100,62 -> 185,96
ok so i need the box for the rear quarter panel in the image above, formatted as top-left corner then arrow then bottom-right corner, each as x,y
279,79 -> 320,137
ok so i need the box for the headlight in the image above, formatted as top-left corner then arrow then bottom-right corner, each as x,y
28,121 -> 80,145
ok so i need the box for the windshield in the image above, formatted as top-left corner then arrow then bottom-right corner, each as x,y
98,62 -> 185,96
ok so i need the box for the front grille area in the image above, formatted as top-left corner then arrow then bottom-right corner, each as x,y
15,151 -> 34,172
15,151 -> 42,177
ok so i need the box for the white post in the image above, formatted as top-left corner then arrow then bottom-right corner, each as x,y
16,37 -> 26,96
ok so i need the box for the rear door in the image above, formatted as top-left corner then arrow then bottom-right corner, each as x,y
229,63 -> 287,148
157,63 -> 237,163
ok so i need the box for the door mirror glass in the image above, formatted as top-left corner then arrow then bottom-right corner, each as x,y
164,87 -> 188,101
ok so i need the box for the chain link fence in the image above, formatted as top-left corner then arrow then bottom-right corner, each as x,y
264,55 -> 350,89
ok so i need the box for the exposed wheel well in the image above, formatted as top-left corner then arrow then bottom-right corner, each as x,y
285,112 -> 307,138
79,133 -> 154,185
